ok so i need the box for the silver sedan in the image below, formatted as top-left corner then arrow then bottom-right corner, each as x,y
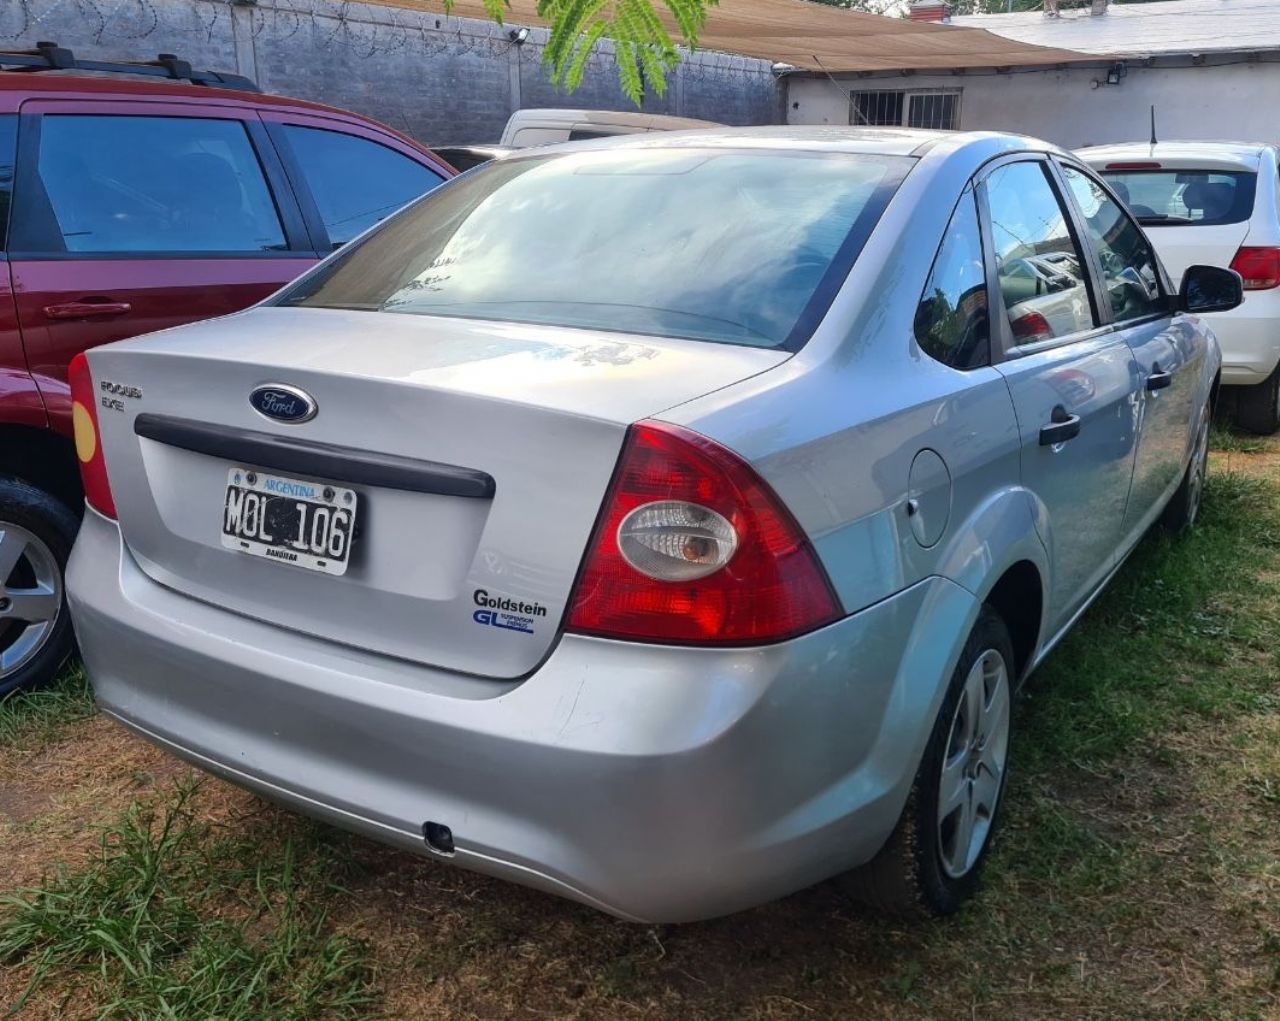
66,127 -> 1239,922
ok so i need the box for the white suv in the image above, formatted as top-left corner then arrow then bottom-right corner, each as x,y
1079,142 -> 1280,433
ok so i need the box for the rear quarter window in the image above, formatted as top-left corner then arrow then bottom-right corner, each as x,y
1100,169 -> 1257,227
915,188 -> 989,369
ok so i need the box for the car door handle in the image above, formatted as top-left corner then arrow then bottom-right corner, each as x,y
1039,404 -> 1082,447
43,300 -> 133,320
1146,366 -> 1174,392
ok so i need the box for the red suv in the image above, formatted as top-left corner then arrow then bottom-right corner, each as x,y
0,44 -> 454,695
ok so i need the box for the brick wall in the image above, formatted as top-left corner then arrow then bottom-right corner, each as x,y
1,0 -> 781,144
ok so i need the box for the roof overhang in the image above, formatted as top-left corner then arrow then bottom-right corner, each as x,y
358,0 -> 1104,73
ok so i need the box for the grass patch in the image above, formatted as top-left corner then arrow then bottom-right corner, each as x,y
1017,471 -> 1280,769
0,664 -> 95,749
0,780 -> 375,1020
1209,422 -> 1267,455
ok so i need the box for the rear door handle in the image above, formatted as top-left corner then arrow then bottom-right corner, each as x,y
1039,404 -> 1082,447
1146,365 -> 1173,392
44,300 -> 132,320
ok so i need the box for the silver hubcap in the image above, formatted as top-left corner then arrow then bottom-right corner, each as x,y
0,523 -> 62,680
1188,409 -> 1210,525
937,649 -> 1010,879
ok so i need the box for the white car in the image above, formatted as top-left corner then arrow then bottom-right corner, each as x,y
499,108 -> 721,148
998,254 -> 1094,344
1079,142 -> 1280,433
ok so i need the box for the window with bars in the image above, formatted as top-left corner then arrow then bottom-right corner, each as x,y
850,90 -> 961,131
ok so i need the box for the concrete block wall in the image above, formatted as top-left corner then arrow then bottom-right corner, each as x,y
0,0 -> 781,144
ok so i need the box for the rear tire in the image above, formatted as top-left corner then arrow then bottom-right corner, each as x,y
1234,363 -> 1280,435
840,607 -> 1015,917
0,478 -> 78,698
1161,402 -> 1211,533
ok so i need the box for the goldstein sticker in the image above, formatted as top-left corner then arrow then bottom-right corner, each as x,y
472,589 -> 547,636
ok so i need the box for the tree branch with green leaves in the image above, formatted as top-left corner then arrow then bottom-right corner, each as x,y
443,0 -> 720,106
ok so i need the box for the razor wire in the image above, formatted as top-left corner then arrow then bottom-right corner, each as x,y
0,0 -> 775,93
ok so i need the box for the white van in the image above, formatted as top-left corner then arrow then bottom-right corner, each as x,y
499,108 -> 721,148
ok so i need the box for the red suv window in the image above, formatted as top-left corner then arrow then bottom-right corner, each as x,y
29,115 -> 288,254
280,125 -> 446,248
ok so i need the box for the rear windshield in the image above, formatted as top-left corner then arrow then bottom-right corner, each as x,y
1100,169 -> 1257,227
276,148 -> 913,350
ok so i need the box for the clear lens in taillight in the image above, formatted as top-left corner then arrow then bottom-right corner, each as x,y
566,421 -> 841,645
1229,247 -> 1280,291
67,352 -> 116,519
617,500 -> 738,582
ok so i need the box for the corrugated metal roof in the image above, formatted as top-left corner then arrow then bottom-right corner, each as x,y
951,0 -> 1280,57
359,0 -> 1103,72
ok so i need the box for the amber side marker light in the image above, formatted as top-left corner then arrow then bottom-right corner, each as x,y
67,352 -> 117,519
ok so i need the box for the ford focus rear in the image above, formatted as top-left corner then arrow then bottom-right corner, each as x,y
66,129 -> 1229,922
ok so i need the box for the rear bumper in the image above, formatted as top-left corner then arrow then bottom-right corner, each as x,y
1201,290 -> 1280,386
68,509 -> 974,923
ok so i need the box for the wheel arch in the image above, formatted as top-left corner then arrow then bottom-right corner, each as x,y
979,560 -> 1044,682
0,424 -> 82,515
933,485 -> 1050,682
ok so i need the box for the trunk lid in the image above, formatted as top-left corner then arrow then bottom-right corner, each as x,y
89,307 -> 787,679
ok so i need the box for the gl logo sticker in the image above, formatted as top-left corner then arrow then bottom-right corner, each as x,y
473,609 -> 536,635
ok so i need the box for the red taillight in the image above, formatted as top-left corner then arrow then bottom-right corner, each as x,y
1229,247 -> 1280,291
67,353 -> 116,518
1010,310 -> 1053,344
566,421 -> 841,645
1105,161 -> 1162,171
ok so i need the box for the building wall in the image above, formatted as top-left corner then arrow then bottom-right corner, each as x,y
2,0 -> 780,145
788,58 -> 1280,149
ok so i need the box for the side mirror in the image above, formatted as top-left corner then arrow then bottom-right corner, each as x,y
1180,264 -> 1244,314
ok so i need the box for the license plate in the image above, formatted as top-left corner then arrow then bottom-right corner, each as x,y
220,468 -> 357,576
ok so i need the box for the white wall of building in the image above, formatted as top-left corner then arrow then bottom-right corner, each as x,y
787,59 -> 1280,148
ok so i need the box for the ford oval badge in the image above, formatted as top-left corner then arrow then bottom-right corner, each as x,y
249,384 -> 317,424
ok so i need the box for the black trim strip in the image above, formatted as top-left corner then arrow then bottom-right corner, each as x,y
134,413 -> 495,499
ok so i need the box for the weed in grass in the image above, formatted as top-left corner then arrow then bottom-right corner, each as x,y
0,664 -> 95,749
0,779 -> 375,1020
883,959 -> 924,1003
1262,929 -> 1280,990
598,954 -> 642,999
1245,774 -> 1280,805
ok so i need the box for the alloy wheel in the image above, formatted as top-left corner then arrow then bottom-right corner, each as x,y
937,649 -> 1010,879
0,522 -> 63,680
